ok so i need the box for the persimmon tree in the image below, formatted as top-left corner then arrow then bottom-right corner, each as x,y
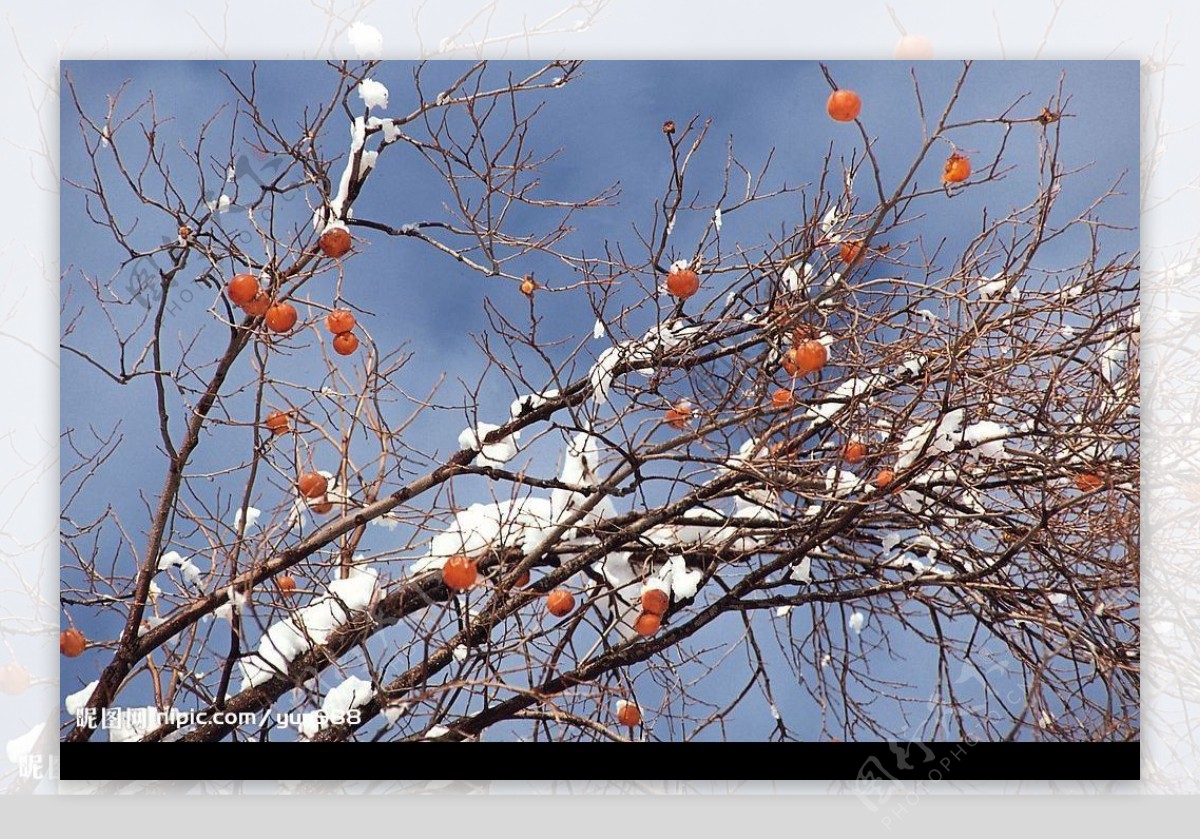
60,60 -> 1138,745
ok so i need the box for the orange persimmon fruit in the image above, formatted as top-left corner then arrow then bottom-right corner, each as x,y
634,611 -> 662,637
666,267 -> 700,300
826,89 -> 862,122
242,292 -> 271,317
265,302 -> 299,333
319,228 -> 352,258
60,628 -> 87,658
641,587 -> 669,616
296,471 -> 328,499
227,273 -> 260,306
332,332 -> 360,356
264,410 -> 290,436
325,309 -> 356,335
771,388 -> 796,409
546,589 -> 575,617
310,497 -> 334,514
783,339 -> 828,377
616,701 -> 642,727
664,400 -> 694,430
442,554 -> 478,591
943,153 -> 971,184
843,440 -> 868,464
839,239 -> 864,264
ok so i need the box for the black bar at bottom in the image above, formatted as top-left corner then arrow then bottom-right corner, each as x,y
60,740 -> 1138,782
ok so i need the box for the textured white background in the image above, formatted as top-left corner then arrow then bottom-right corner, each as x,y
1,0 -> 1192,831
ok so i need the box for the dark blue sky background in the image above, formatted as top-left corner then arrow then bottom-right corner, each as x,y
60,60 -> 1138,741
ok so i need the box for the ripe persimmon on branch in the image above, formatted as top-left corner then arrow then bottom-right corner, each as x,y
60,59 -> 1137,748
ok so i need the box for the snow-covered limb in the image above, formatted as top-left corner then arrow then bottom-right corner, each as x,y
962,420 -> 1013,461
895,409 -> 966,471
239,565 -> 380,691
895,410 -> 1015,474
1099,335 -> 1127,385
358,78 -> 389,110
157,550 -> 204,591
789,556 -> 812,583
135,616 -> 166,638
233,506 -> 261,531
660,555 -> 702,600
804,370 -> 873,427
108,707 -> 185,743
381,700 -> 411,727
458,421 -> 521,467
366,115 -> 402,144
510,389 -> 559,419
319,115 -> 369,229
212,588 -> 248,623
206,194 -> 232,214
412,497 -> 558,573
551,431 -> 618,530
65,681 -> 100,716
414,430 -> 621,575
782,261 -> 814,294
595,551 -> 641,639
641,507 -> 728,548
978,272 -> 1007,300
299,675 -> 376,739
848,611 -> 866,635
819,202 -> 849,240
824,465 -> 864,498
588,320 -> 698,407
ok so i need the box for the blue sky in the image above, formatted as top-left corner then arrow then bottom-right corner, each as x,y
60,60 -> 1139,742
